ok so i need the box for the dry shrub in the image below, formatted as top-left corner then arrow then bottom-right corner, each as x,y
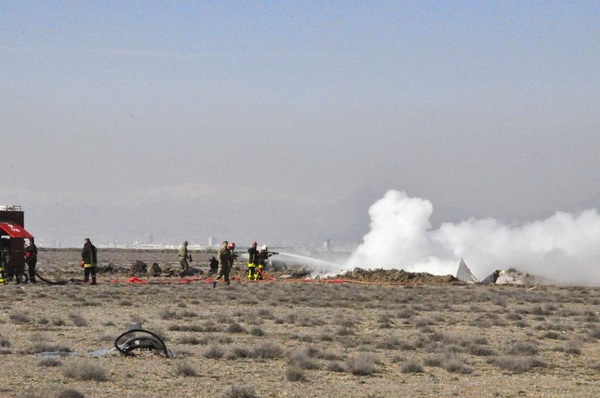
287,346 -> 320,370
174,360 -> 198,377
21,388 -> 85,398
401,359 -> 424,374
69,314 -> 88,327
252,342 -> 284,360
56,389 -> 85,398
375,335 -> 403,350
9,313 -> 31,324
554,339 -> 583,355
159,310 -> 180,320
178,336 -> 203,345
27,342 -> 72,354
226,346 -> 252,360
221,385 -> 259,398
542,331 -> 566,340
488,356 -> 546,373
505,341 -> 539,356
227,322 -> 245,334
63,361 -> 109,381
345,353 -> 377,376
424,353 -> 472,374
249,326 -> 265,336
204,345 -> 224,359
257,308 -> 274,319
285,365 -> 306,381
38,358 -> 62,367
328,362 -> 345,372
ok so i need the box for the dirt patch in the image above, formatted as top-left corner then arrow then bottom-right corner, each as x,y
338,267 -> 457,284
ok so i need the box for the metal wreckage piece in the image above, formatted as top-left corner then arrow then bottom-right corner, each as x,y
82,326 -> 175,358
114,328 -> 173,358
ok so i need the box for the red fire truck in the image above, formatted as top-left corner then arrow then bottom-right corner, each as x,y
0,205 -> 35,284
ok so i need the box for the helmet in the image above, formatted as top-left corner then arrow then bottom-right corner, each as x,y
229,242 -> 236,248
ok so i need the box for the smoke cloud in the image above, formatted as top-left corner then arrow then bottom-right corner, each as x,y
345,190 -> 600,286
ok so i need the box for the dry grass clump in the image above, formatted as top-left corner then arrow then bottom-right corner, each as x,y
21,388 -> 85,398
590,361 -> 600,370
327,362 -> 345,372
424,352 -> 472,374
553,339 -> 583,355
227,322 -> 246,334
159,310 -> 181,320
401,359 -> 424,374
252,342 -> 284,360
226,346 -> 252,360
9,312 -> 32,324
26,342 -> 72,354
375,335 -> 406,350
542,331 -> 566,340
257,308 -> 274,319
169,324 -> 204,332
345,353 -> 377,376
287,346 -> 320,370
55,389 -> 86,398
63,360 -> 109,381
249,326 -> 265,336
177,335 -> 205,345
68,314 -> 88,327
487,356 -> 546,373
173,360 -> 199,377
221,385 -> 259,398
204,345 -> 225,359
38,358 -> 62,367
286,365 -> 307,381
505,341 -> 539,356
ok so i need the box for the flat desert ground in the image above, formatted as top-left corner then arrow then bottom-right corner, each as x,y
1,249 -> 599,398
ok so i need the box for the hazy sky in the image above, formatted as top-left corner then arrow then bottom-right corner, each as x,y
1,1 -> 599,247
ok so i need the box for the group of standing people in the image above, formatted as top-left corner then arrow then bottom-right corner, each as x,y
0,237 -> 38,284
247,241 -> 271,280
14,237 -> 274,287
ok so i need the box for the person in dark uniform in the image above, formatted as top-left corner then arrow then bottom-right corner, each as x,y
24,238 -> 38,283
208,256 -> 219,275
213,241 -> 232,288
178,241 -> 192,272
81,238 -> 98,285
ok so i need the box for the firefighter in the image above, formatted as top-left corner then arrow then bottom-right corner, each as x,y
213,241 -> 232,288
178,240 -> 192,273
81,238 -> 98,285
24,237 -> 38,283
247,241 -> 259,280
256,245 -> 269,280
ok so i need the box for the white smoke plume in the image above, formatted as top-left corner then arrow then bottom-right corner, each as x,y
345,190 -> 600,286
